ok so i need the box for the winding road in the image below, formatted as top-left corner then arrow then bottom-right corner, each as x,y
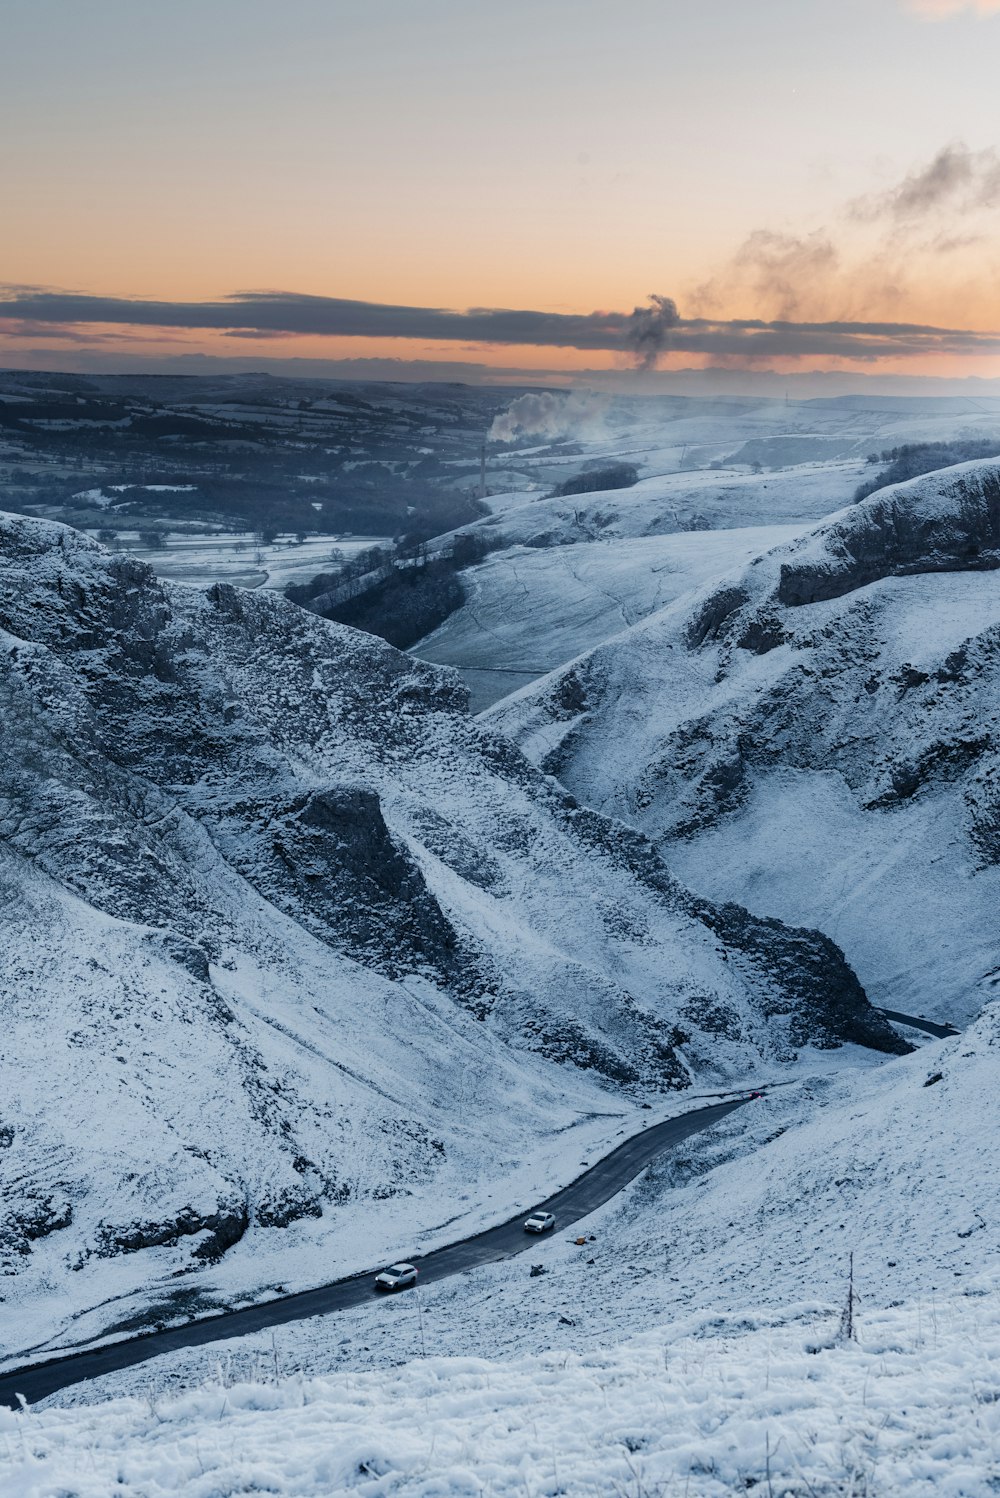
878,1009 -> 960,1040
0,1096 -> 751,1409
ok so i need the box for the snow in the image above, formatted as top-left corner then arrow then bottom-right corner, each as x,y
72,488 -> 115,507
10,1001 -> 1000,1491
411,526 -> 807,711
1,511 -> 889,1366
473,460 -> 872,549
106,533 -> 385,593
46,1002 -> 996,1398
416,414 -> 996,710
3,410 -> 998,1490
665,749 -> 1000,1026
73,485 -> 197,506
493,460 -> 1000,1025
4,1297 -> 998,1496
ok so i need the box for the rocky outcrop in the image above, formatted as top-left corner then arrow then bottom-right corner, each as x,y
776,464 -> 1000,608
95,1201 -> 249,1263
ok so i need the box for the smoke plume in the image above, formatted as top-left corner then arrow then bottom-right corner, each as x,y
850,144 -> 1000,221
623,295 -> 681,369
488,391 -> 609,444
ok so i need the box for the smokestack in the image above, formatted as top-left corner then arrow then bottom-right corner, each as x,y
479,439 -> 487,500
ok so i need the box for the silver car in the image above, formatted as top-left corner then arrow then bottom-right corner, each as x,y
523,1211 -> 556,1234
374,1262 -> 418,1292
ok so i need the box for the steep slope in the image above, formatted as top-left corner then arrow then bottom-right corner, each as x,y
0,515 -> 903,1361
410,526 -> 806,710
494,459 -> 1000,1024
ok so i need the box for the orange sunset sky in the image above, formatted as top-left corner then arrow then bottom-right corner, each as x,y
3,0 -> 1000,387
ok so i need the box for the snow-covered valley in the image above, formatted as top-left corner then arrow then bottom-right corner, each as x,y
0,505 -> 910,1369
1,405 -> 998,1495
412,526 -> 808,710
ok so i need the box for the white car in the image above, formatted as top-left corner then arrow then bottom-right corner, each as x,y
523,1211 -> 556,1234
374,1262 -> 418,1292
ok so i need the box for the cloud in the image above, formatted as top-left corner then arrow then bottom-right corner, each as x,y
1,286 -> 996,370
668,318 -> 999,360
697,231 -> 841,322
903,0 -> 1000,16
691,228 -> 904,326
0,289 -> 641,353
691,141 -> 1000,329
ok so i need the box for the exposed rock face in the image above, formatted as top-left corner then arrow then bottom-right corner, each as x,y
776,464 -> 1000,607
0,512 -> 900,1352
494,461 -> 1000,1025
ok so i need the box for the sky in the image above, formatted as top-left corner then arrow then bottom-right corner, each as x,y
2,0 -> 1000,388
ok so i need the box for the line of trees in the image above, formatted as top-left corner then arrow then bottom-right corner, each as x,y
854,439 -> 1000,503
553,462 -> 639,498
286,528 -> 507,649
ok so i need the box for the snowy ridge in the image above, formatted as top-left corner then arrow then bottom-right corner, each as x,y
493,460 -> 1000,1023
470,458 -> 870,550
0,513 -> 899,1361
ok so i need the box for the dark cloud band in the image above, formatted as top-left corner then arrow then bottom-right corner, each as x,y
0,289 -> 995,362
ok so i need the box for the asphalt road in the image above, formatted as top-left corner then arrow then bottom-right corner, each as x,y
879,1008 -> 961,1040
0,1096 -> 750,1409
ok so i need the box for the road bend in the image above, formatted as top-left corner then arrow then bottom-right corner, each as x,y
0,1096 -> 750,1408
879,1009 -> 960,1040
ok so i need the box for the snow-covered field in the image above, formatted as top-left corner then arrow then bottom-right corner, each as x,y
484,392 -> 1000,491
473,460 -> 871,552
94,533 -> 386,593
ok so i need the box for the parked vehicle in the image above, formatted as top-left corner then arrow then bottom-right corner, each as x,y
374,1262 -> 418,1291
523,1211 -> 556,1234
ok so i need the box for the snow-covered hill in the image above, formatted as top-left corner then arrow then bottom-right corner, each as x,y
494,459 -> 1000,1025
472,460 -> 870,551
412,401 -> 1000,707
19,1002 -> 1000,1495
0,514 -> 903,1362
411,526 -> 807,710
